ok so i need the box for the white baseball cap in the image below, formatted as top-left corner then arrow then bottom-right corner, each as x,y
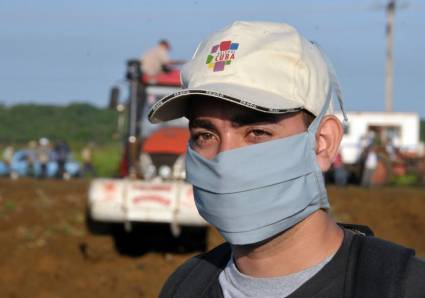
149,21 -> 342,123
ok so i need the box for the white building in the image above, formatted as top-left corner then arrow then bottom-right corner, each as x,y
335,112 -> 422,164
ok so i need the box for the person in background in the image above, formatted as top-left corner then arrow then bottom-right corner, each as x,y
37,138 -> 50,179
26,140 -> 38,176
2,144 -> 15,178
2,144 -> 14,167
80,143 -> 96,177
333,151 -> 348,186
361,145 -> 378,187
141,39 -> 172,76
54,140 -> 70,179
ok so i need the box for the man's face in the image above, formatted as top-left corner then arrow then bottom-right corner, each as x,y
188,97 -> 308,159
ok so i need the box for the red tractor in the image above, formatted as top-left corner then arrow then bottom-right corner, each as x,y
88,60 -> 207,253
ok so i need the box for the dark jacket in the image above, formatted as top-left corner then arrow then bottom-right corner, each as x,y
159,227 -> 425,298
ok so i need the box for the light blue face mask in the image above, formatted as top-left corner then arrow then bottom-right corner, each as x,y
185,78 -> 346,245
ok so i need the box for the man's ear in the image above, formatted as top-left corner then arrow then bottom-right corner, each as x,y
315,115 -> 344,171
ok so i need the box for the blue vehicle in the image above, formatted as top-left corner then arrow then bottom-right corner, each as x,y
0,161 -> 9,176
10,149 -> 34,177
1,148 -> 81,178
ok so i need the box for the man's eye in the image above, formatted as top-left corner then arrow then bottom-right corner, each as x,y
191,132 -> 216,146
247,129 -> 272,142
251,129 -> 268,136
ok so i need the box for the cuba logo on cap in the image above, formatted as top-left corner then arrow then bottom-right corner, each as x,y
205,40 -> 239,72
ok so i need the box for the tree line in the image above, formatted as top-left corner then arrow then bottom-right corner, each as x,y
0,103 -> 424,145
0,103 -> 118,145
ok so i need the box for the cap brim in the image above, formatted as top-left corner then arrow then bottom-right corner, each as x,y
148,83 -> 303,123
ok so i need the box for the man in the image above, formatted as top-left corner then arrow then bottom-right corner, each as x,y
141,39 -> 172,76
37,137 -> 51,179
80,142 -> 96,177
361,145 -> 378,187
333,151 -> 348,186
149,21 -> 425,297
2,144 -> 14,167
54,139 -> 70,179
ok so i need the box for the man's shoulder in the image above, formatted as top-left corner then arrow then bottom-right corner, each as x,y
408,255 -> 425,273
345,229 -> 425,298
169,242 -> 231,277
405,256 -> 425,297
158,242 -> 231,298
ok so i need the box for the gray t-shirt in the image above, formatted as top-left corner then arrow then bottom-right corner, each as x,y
218,254 -> 333,298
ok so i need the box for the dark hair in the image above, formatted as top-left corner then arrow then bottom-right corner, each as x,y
301,110 -> 315,127
159,39 -> 170,48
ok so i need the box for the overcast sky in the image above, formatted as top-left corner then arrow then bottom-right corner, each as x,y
0,0 -> 424,116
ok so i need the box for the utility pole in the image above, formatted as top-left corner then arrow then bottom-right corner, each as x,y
385,0 -> 396,112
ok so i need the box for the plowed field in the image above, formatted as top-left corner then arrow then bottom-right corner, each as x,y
0,179 -> 424,298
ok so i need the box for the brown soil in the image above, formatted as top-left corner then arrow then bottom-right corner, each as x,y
0,179 -> 424,298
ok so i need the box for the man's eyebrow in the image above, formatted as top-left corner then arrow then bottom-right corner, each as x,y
189,119 -> 215,130
231,113 -> 281,127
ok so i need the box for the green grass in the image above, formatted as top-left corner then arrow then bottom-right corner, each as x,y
0,200 -> 16,219
3,200 -> 16,211
91,143 -> 122,177
72,143 -> 122,177
389,174 -> 419,187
